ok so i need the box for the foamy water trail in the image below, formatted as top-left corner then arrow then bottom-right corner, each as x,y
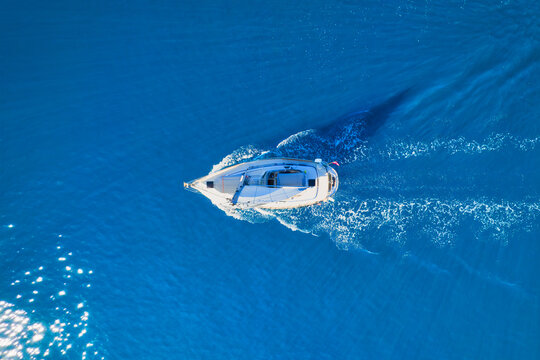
380,133 -> 540,160
207,124 -> 539,249
270,198 -> 540,250
211,145 -> 269,173
213,130 -> 539,171
212,195 -> 539,251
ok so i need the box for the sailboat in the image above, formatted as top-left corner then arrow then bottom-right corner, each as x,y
184,158 -> 339,209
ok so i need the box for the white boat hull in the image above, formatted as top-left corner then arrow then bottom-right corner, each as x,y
185,158 -> 339,209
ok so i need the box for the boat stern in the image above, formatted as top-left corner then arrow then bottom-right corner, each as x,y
327,165 -> 339,198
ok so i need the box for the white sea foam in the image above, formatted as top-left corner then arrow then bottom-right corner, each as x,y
255,208 -> 311,234
211,146 -> 267,173
381,133 -> 539,160
208,122 -> 539,250
276,129 -> 315,149
272,198 -> 540,249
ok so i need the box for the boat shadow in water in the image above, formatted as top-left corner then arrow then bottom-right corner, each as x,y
319,87 -> 412,139
268,88 -> 412,164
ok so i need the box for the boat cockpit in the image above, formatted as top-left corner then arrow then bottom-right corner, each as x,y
263,169 -> 307,188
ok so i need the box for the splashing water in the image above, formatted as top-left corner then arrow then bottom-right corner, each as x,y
204,107 -> 539,249
272,198 -> 540,250
380,133 -> 540,161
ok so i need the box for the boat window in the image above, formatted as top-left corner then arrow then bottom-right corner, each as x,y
308,179 -> 316,187
267,172 -> 277,186
327,174 -> 336,191
281,169 -> 300,174
328,174 -> 331,191
265,170 -> 306,187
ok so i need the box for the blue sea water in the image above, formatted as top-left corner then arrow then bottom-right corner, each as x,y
1,0 -> 539,359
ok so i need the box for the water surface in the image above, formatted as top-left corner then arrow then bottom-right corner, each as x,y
1,1 -> 539,359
